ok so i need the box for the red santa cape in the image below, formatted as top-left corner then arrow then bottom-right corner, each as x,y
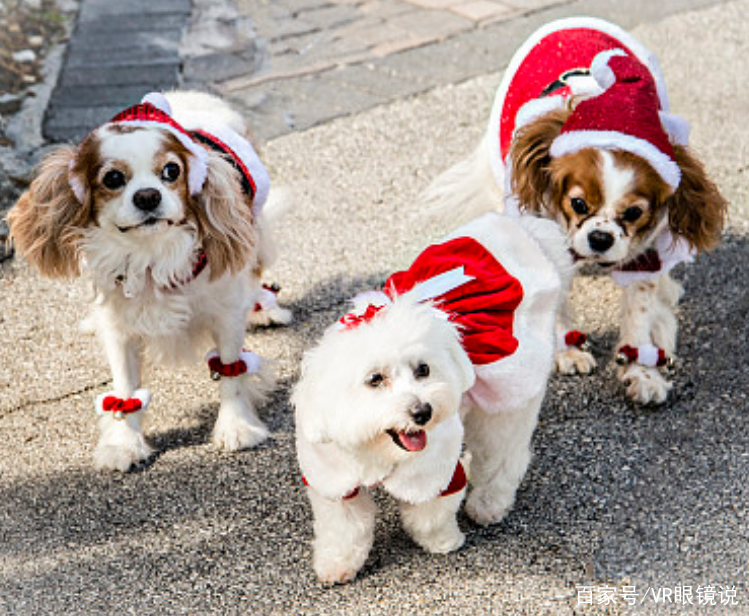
487,17 -> 693,286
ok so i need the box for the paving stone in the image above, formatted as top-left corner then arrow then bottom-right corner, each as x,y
43,105 -> 125,142
78,0 -> 190,20
65,47 -> 179,69
386,7 -> 473,39
183,50 -> 263,84
56,64 -> 179,88
451,0 -> 517,21
74,14 -> 188,31
50,85 -> 168,108
67,29 -> 183,52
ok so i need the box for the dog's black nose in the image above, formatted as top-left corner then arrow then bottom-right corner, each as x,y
133,188 -> 162,212
411,402 -> 432,426
588,230 -> 615,253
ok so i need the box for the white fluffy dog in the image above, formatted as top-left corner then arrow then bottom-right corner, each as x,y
8,91 -> 290,471
293,212 -> 571,583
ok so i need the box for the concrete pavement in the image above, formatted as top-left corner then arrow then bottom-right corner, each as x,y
2,0 -> 748,614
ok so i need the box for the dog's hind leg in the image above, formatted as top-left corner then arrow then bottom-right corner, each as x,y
94,323 -> 153,471
308,487 -> 377,584
462,393 -> 543,526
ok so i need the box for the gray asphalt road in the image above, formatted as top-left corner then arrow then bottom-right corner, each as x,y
1,1 -> 747,614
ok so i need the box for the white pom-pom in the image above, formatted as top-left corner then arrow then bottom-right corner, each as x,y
141,92 -> 172,115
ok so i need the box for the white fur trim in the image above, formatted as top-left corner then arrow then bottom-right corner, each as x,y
513,97 -> 567,135
589,48 -> 628,89
204,348 -> 262,375
95,388 -> 151,417
141,92 -> 172,115
660,111 -> 690,146
637,344 -> 660,367
401,267 -> 474,304
550,130 -> 681,190
487,16 -> 671,189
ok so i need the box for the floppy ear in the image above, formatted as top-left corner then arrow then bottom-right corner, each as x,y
667,144 -> 728,252
189,150 -> 259,279
508,108 -> 570,213
446,331 -> 475,393
291,347 -> 332,444
6,145 -> 91,278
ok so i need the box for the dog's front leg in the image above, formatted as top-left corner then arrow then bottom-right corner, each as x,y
210,320 -> 271,451
95,326 -> 152,471
462,395 -> 543,526
307,487 -> 377,584
398,491 -> 465,554
617,274 -> 681,404
554,294 -> 597,375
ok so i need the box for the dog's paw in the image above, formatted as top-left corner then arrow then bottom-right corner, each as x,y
247,306 -> 293,328
555,348 -> 597,375
465,489 -> 515,526
619,364 -> 672,405
413,526 -> 465,554
94,437 -> 153,472
313,560 -> 360,585
212,415 -> 269,451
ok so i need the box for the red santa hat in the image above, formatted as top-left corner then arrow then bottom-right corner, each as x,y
69,92 -> 209,202
549,49 -> 682,191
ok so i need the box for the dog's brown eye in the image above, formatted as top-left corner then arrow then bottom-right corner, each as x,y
162,162 -> 180,183
365,373 -> 385,388
622,206 -> 643,223
102,170 -> 125,190
414,363 -> 430,379
571,197 -> 589,215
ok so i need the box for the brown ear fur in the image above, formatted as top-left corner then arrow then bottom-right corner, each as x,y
667,145 -> 728,252
189,151 -> 258,279
508,108 -> 570,213
6,146 -> 91,278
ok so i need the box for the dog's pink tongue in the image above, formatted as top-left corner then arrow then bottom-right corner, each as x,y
398,430 -> 427,452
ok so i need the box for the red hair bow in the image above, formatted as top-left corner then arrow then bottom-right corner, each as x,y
339,304 -> 385,330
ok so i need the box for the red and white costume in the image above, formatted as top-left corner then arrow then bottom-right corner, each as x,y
487,17 -> 693,286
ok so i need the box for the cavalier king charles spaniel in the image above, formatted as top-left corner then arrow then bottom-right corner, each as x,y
424,17 -> 727,405
8,91 -> 291,471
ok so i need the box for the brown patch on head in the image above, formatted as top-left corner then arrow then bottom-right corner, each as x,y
152,131 -> 192,204
549,149 -> 604,227
610,150 -> 672,239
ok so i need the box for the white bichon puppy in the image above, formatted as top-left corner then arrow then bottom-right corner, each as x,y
293,212 -> 572,584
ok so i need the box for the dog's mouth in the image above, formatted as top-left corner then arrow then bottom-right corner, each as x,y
571,249 -> 619,269
386,428 -> 427,452
117,218 -> 185,233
